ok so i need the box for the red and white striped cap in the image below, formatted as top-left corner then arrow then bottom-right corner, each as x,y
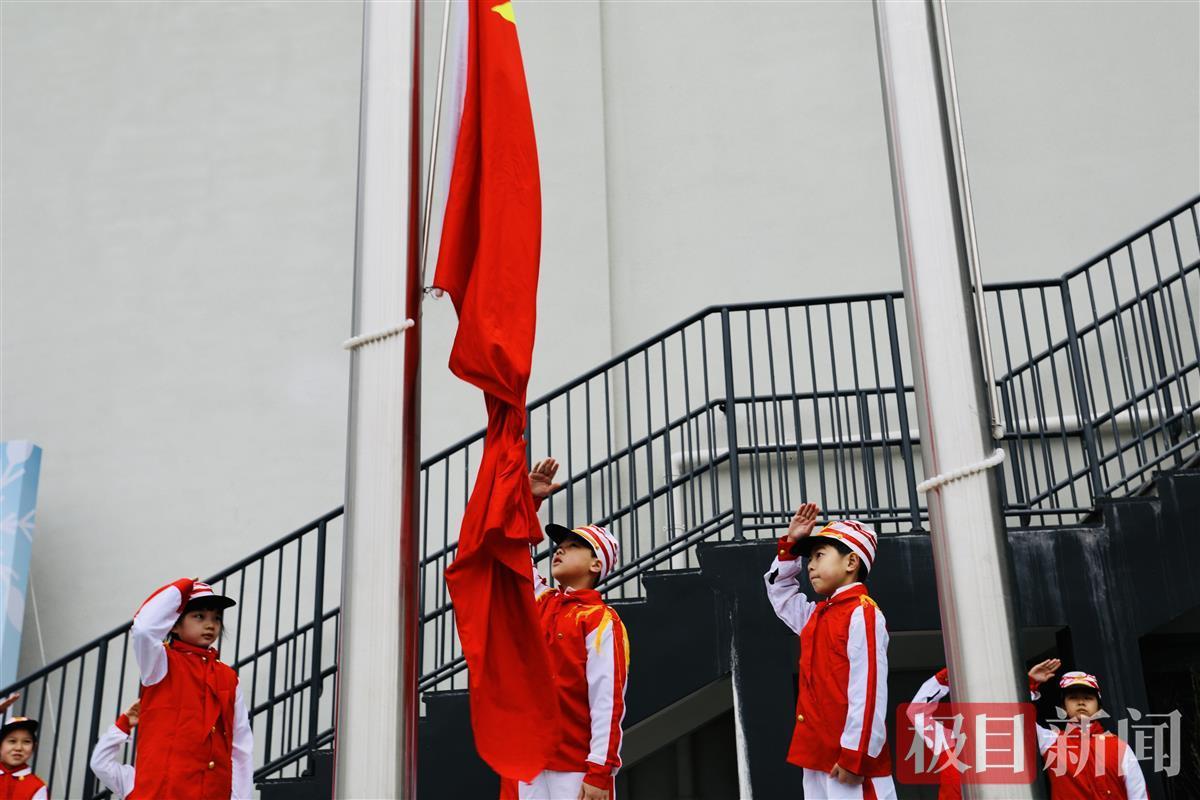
546,524 -> 621,581
797,519 -> 879,574
185,582 -> 236,611
1059,671 -> 1101,695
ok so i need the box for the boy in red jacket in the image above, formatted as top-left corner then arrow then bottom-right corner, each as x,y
1029,659 -> 1148,799
765,502 -> 895,799
502,457 -> 629,800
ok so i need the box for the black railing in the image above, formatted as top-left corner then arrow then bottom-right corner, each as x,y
5,197 -> 1197,796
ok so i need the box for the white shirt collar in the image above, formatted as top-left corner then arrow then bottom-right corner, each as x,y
831,581 -> 864,598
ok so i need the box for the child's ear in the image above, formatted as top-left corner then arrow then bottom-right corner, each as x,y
590,558 -> 602,575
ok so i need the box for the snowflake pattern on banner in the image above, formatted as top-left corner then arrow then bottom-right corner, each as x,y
0,441 -> 42,687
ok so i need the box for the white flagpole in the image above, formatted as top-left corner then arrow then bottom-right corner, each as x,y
872,3 -> 1034,797
333,0 -> 423,797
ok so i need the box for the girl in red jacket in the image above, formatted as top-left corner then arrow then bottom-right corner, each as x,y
1029,659 -> 1148,799
131,579 -> 254,800
765,502 -> 896,800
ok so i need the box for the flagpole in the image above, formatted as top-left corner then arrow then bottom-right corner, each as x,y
420,0 -> 453,285
871,3 -> 1034,797
333,0 -> 423,797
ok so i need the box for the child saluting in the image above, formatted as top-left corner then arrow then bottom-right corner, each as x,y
130,579 -> 253,799
765,502 -> 896,799
500,457 -> 629,800
0,692 -> 47,800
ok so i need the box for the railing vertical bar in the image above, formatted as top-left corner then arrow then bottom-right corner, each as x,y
824,304 -> 850,512
1061,281 -> 1105,502
307,521 -> 328,771
1107,255 -> 1152,465
64,652 -> 88,798
1082,269 -> 1121,487
763,309 -> 790,517
565,391 -> 575,524
782,307 -> 809,505
846,303 -> 876,512
742,311 -> 768,527
659,341 -> 675,547
643,349 -> 658,558
1016,290 -> 1058,508
719,308 -> 745,540
885,298 -> 922,531
81,640 -> 108,800
584,380 -> 594,522
699,323 -> 722,524
866,301 -> 897,515
623,360 -> 640,556
1126,243 -> 1168,463
1037,285 -> 1080,508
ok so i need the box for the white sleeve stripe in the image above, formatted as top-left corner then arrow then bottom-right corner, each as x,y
841,606 -> 868,750
1122,742 -> 1148,798
868,612 -> 889,757
584,618 -> 625,769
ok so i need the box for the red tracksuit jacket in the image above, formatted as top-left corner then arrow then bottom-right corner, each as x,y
766,537 -> 892,777
1035,716 -> 1148,798
130,579 -> 254,800
0,767 -> 46,800
530,567 -> 629,791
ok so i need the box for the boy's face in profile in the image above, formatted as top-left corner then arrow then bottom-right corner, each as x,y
172,606 -> 224,648
1062,689 -> 1100,721
0,730 -> 34,769
806,542 -> 859,596
551,537 -> 601,588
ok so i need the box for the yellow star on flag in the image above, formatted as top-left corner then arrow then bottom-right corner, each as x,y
491,1 -> 515,24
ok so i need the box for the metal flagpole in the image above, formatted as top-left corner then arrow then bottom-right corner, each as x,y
871,2 -> 1036,798
333,0 -> 423,797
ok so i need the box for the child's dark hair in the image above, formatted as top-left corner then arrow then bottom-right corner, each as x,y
830,540 -> 869,581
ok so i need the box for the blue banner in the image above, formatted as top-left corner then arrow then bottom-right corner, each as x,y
0,441 -> 42,687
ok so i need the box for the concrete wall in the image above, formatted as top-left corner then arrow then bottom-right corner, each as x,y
2,0 -> 1196,673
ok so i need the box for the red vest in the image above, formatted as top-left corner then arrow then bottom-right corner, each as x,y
789,584 -> 892,777
130,639 -> 239,800
1045,722 -> 1131,799
0,768 -> 45,800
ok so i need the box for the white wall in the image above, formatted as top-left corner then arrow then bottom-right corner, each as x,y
2,0 -> 1196,672
1,1 -> 364,673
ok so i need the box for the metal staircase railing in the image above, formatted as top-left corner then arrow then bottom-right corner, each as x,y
4,197 -> 1196,797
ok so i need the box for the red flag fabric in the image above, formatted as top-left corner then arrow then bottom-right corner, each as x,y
432,0 -> 560,783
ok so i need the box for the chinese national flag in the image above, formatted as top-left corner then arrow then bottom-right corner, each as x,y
432,0 -> 560,783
